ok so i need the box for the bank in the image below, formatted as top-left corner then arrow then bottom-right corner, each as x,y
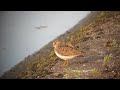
1,11 -> 120,79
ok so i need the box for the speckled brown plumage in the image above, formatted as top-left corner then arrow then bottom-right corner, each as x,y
53,40 -> 84,59
56,45 -> 81,56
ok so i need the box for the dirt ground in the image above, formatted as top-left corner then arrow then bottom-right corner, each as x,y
1,11 -> 120,79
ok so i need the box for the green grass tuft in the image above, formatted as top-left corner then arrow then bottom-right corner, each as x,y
103,54 -> 113,65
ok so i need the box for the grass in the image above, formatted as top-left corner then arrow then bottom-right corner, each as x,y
63,68 -> 81,79
63,74 -> 69,79
104,39 -> 120,65
111,39 -> 118,47
111,39 -> 120,49
107,39 -> 120,48
64,68 -> 102,78
103,54 -> 113,66
16,50 -> 58,79
91,68 -> 101,76
64,12 -> 114,45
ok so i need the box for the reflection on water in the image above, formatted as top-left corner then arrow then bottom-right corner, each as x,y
0,11 -> 90,76
35,26 -> 48,29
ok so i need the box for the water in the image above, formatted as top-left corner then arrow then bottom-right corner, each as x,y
0,11 -> 90,76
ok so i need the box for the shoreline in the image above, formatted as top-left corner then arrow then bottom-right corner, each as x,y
1,11 -> 120,79
0,11 -> 101,78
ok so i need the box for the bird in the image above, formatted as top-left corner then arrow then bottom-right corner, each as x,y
52,40 -> 84,66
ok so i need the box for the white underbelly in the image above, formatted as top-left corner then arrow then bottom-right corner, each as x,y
54,50 -> 77,60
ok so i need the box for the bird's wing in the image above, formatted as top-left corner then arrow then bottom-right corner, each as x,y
56,45 -> 81,56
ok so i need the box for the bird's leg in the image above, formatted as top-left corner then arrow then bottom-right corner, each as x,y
61,60 -> 69,66
59,60 -> 69,69
61,60 -> 67,66
65,60 -> 69,66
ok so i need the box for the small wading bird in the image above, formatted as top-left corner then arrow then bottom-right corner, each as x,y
53,40 -> 84,66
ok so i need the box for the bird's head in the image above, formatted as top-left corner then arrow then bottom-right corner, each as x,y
53,40 -> 61,48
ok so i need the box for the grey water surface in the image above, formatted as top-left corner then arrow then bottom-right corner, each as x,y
0,11 -> 90,76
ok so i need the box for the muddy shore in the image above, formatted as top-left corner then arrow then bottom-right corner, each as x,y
1,11 -> 120,79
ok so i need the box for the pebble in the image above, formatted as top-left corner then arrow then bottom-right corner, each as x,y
83,64 -> 86,66
51,67 -> 55,70
53,73 -> 60,76
37,76 -> 40,78
112,71 -> 115,73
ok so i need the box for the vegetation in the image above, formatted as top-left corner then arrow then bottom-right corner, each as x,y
103,54 -> 113,66
63,68 -> 81,79
91,68 -> 101,76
